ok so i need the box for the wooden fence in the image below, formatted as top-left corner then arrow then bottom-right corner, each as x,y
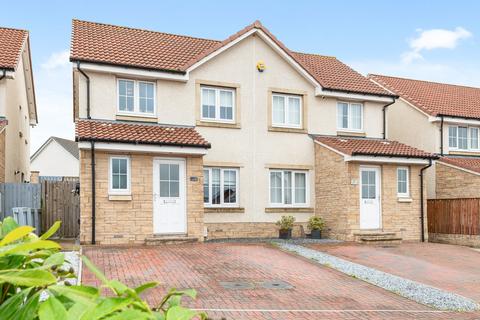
41,180 -> 80,239
427,198 -> 480,235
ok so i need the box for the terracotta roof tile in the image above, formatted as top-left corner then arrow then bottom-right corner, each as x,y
293,53 -> 391,96
71,20 -> 219,72
70,20 -> 391,97
75,119 -> 210,148
369,74 -> 480,119
0,27 -> 28,70
439,156 -> 480,175
313,135 -> 436,159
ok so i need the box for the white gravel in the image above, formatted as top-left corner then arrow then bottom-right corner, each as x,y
276,243 -> 480,312
63,251 -> 80,285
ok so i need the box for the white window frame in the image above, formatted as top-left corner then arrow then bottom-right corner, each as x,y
117,79 -> 156,117
337,101 -> 364,132
271,93 -> 303,129
203,167 -> 239,207
268,169 -> 309,207
200,86 -> 236,123
396,167 -> 409,198
448,125 -> 480,151
109,156 -> 131,195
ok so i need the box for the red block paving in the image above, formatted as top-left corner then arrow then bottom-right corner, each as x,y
308,242 -> 480,303
82,243 -> 479,320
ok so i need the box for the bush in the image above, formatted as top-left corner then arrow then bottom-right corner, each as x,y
307,216 -> 325,231
276,215 -> 295,231
0,217 -> 207,320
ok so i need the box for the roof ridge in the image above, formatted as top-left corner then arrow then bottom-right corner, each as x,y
369,74 -> 480,91
0,26 -> 28,33
292,51 -> 336,59
72,19 -> 222,43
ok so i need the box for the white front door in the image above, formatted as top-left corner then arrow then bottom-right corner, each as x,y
359,166 -> 381,229
153,159 -> 186,234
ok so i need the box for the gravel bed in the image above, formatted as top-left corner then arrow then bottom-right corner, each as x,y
206,237 -> 341,244
63,251 -> 81,285
276,243 -> 480,312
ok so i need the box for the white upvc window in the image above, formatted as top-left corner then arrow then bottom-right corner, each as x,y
269,170 -> 308,207
471,128 -> 479,149
397,167 -> 409,198
203,167 -> 239,206
448,125 -> 480,151
201,86 -> 235,122
117,79 -> 156,116
272,93 -> 302,128
109,156 -> 131,195
337,101 -> 363,131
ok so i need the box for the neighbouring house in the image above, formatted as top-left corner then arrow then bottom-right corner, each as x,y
30,136 -> 79,179
369,74 -> 480,200
0,26 -> 37,182
70,20 -> 436,245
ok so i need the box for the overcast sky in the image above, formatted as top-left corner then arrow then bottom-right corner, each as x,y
2,0 -> 479,153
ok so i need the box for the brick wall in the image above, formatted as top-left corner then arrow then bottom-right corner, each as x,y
206,222 -> 308,239
429,233 -> 480,248
79,150 -> 204,245
314,144 -> 425,241
436,163 -> 480,199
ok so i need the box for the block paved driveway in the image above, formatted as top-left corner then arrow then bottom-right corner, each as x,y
82,243 -> 479,320
308,242 -> 480,303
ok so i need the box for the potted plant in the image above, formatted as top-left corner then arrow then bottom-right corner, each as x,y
276,215 -> 295,239
308,216 -> 325,239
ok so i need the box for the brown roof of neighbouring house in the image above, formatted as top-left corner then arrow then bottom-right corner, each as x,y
438,156 -> 480,175
75,119 -> 211,148
313,135 -> 437,159
369,74 -> 480,119
70,20 -> 392,97
0,27 -> 28,70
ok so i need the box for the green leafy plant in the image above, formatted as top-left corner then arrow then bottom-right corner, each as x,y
276,215 -> 295,231
0,217 -> 207,320
307,216 -> 325,231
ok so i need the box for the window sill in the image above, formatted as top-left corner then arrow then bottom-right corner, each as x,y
196,120 -> 241,129
265,207 -> 314,213
204,207 -> 245,213
336,130 -> 366,137
268,126 -> 307,134
108,194 -> 132,201
449,150 -> 480,156
397,197 -> 413,203
116,114 -> 157,123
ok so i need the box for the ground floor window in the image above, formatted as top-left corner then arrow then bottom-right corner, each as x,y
269,170 -> 308,207
203,167 -> 239,206
109,156 -> 130,194
397,167 -> 409,197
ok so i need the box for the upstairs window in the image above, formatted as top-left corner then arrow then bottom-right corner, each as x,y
272,93 -> 302,128
201,86 -> 235,122
337,102 -> 363,131
449,125 -> 480,151
118,79 -> 155,115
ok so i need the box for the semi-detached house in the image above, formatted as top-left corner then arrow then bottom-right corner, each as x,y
370,74 -> 480,200
70,20 -> 436,245
0,27 -> 37,183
